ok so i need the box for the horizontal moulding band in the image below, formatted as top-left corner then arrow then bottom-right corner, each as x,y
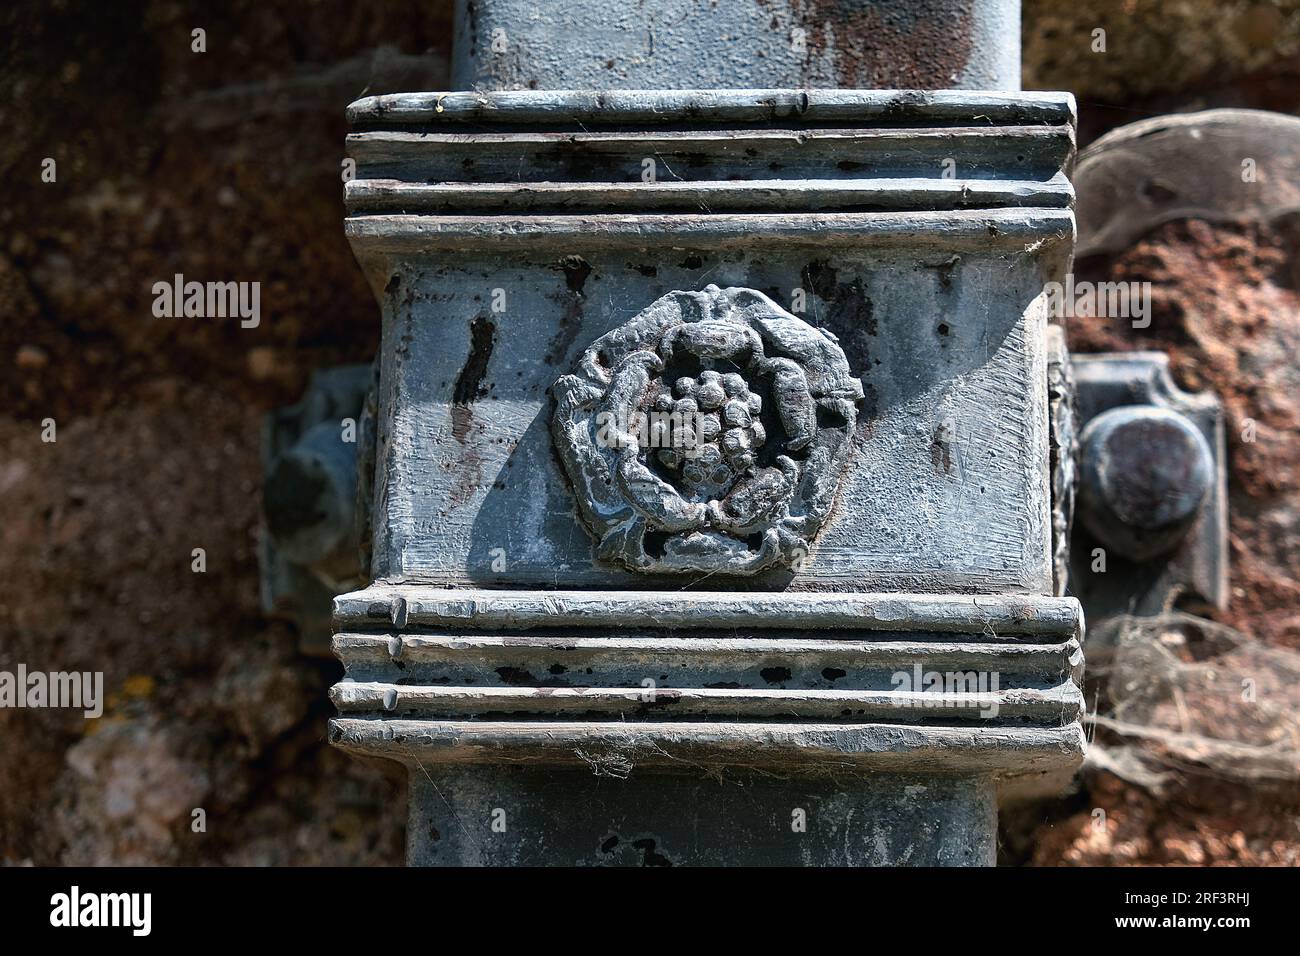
346,89 -> 1076,129
330,680 -> 1084,724
344,174 -> 1075,215
327,717 -> 1087,776
345,127 -> 1073,185
334,586 -> 1084,638
344,208 -> 1076,253
334,633 -> 1084,670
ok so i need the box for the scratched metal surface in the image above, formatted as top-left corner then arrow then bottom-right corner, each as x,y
451,0 -> 1021,93
359,242 -> 1060,591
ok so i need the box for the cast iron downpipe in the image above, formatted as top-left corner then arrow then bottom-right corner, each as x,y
328,0 -> 1085,865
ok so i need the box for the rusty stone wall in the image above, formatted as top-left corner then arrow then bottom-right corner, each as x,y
1024,0 -> 1300,143
0,0 -> 456,866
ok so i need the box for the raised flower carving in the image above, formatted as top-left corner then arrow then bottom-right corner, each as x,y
552,285 -> 863,575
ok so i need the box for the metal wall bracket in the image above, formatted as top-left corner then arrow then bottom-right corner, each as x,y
1067,351 -> 1228,622
260,364 -> 373,654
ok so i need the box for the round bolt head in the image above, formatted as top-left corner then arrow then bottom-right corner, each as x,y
1077,404 -> 1214,561
264,421 -> 359,566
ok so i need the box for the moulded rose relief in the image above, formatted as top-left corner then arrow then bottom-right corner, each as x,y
551,285 -> 863,575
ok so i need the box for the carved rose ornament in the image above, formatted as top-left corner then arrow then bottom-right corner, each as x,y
552,285 -> 863,575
